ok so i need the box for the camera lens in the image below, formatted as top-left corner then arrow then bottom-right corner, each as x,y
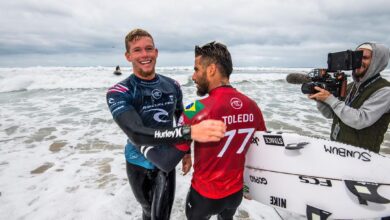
301,82 -> 318,94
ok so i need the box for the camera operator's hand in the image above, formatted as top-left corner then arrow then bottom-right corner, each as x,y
308,86 -> 331,102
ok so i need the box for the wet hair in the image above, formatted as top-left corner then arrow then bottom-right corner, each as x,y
125,28 -> 154,53
195,41 -> 233,78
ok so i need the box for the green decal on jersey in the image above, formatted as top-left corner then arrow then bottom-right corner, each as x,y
184,100 -> 205,119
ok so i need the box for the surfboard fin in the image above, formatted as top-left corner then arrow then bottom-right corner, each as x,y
344,180 -> 390,205
306,205 -> 332,220
285,142 -> 309,150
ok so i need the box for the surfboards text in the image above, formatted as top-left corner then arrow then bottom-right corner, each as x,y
221,114 -> 254,125
251,136 -> 259,146
270,196 -> 287,208
323,145 -> 371,162
249,175 -> 267,185
299,176 -> 332,187
263,135 -> 284,146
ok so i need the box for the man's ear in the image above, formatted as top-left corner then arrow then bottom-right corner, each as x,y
207,63 -> 217,77
125,52 -> 132,62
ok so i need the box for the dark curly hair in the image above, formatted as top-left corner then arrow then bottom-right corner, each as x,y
195,41 -> 233,78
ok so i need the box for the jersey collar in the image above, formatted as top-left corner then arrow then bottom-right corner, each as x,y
209,85 -> 234,95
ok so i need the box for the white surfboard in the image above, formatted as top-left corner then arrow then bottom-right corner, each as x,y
244,131 -> 390,219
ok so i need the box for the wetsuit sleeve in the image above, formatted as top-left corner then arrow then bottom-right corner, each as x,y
106,85 -> 191,146
114,108 -> 192,146
133,145 -> 187,173
123,82 -> 190,173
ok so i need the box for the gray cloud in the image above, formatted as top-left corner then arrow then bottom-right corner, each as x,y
0,0 -> 389,67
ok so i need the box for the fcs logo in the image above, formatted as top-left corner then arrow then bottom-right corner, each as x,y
152,89 -> 162,100
145,108 -> 170,123
230,97 -> 243,109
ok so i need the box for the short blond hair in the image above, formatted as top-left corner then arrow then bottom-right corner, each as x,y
125,28 -> 154,53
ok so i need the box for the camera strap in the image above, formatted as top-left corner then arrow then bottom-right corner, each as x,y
346,74 -> 381,106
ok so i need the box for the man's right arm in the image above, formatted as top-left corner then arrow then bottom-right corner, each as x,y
308,86 -> 335,119
114,109 -> 193,145
323,87 -> 390,129
316,101 -> 334,119
106,84 -> 225,146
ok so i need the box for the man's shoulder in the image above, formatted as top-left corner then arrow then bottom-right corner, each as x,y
364,76 -> 390,93
229,89 -> 258,106
158,74 -> 180,87
379,77 -> 390,85
107,76 -> 134,95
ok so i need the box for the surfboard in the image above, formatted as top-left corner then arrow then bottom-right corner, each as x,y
243,131 -> 390,219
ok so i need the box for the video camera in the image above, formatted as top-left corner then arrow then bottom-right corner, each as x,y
301,50 -> 363,98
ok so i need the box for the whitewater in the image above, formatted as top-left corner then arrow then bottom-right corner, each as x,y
0,67 -> 389,220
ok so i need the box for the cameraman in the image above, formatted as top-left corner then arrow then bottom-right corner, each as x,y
309,42 -> 390,153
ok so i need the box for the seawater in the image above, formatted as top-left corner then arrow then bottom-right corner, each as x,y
1,67 -> 389,153
0,67 -> 389,219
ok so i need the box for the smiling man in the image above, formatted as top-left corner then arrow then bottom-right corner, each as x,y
106,29 -> 226,220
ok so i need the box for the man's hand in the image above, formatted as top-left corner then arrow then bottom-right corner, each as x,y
181,154 -> 192,175
191,120 -> 226,142
308,86 -> 331,102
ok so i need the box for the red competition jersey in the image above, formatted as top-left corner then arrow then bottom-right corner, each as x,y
180,86 -> 266,199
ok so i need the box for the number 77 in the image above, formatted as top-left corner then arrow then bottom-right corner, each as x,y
217,128 -> 255,158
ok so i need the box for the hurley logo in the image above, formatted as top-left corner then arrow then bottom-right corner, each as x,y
154,128 -> 182,139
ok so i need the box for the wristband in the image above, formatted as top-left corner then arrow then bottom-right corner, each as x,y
182,125 -> 192,141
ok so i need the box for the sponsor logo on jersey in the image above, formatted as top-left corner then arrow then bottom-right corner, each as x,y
145,108 -> 170,123
263,135 -> 284,146
151,89 -> 162,100
230,97 -> 243,109
323,144 -> 371,162
270,196 -> 287,208
154,127 -> 182,139
184,100 -> 205,119
142,101 -> 175,110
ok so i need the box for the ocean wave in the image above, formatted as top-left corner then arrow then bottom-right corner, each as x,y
0,75 -> 34,93
0,67 -> 388,92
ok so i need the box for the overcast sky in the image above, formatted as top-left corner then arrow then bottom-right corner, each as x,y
1,0 -> 389,67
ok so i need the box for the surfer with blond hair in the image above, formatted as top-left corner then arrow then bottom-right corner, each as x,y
106,29 -> 226,220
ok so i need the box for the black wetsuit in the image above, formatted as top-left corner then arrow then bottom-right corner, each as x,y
185,186 -> 243,220
107,73 -> 187,220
